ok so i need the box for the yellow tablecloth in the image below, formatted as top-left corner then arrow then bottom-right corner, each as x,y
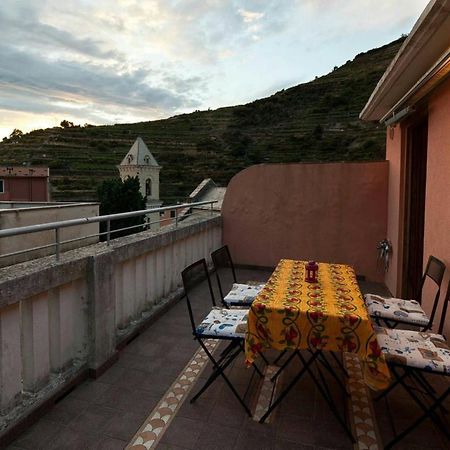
245,259 -> 390,390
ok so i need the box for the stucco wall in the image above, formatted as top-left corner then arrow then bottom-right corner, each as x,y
384,125 -> 403,296
222,162 -> 388,282
423,79 -> 450,336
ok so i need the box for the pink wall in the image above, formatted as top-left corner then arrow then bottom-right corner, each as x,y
384,125 -> 403,296
423,79 -> 450,336
222,162 -> 388,282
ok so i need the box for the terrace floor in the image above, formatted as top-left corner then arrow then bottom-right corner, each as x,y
6,268 -> 450,450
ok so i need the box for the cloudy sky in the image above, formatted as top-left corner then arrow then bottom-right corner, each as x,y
0,0 -> 429,140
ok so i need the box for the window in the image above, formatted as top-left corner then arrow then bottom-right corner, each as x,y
145,178 -> 152,196
144,155 -> 150,164
0,179 -> 4,193
127,154 -> 133,163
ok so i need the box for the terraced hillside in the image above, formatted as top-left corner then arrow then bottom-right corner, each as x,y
0,38 -> 403,204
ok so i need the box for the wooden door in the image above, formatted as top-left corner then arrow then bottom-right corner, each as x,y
402,116 -> 428,299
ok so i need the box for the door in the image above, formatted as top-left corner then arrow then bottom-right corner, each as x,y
402,115 -> 428,300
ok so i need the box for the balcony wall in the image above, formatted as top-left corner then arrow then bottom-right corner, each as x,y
222,161 -> 388,282
0,215 -> 221,431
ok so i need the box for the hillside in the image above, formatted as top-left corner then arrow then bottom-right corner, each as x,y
0,38 -> 403,204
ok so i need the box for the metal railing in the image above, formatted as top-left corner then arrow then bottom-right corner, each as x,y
0,200 -> 217,262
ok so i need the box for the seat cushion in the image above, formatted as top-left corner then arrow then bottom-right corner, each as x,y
374,326 -> 450,373
223,283 -> 265,306
196,307 -> 248,338
364,294 -> 429,327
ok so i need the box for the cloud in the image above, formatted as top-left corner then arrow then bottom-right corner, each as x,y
0,43 -> 203,121
0,0 -> 430,139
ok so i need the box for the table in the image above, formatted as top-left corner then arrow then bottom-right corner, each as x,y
245,259 -> 391,391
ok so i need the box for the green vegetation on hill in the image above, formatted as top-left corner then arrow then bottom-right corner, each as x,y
0,38 -> 403,204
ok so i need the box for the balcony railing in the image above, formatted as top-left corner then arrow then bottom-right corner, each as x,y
0,200 -> 216,264
0,208 -> 222,433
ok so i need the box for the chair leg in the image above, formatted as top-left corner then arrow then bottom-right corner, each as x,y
237,341 -> 264,378
191,343 -> 241,403
192,339 -> 252,416
385,385 -> 450,449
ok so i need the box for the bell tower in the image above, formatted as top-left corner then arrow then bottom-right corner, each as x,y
118,137 -> 162,210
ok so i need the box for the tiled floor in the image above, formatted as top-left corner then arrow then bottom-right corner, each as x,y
6,269 -> 450,450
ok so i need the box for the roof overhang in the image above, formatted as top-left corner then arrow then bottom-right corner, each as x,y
360,0 -> 450,123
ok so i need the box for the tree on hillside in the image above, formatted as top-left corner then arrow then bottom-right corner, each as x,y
97,176 -> 146,239
60,120 -> 75,128
8,128 -> 23,143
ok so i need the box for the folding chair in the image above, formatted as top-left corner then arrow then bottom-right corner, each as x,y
181,258 -> 264,416
365,256 -> 446,330
211,245 -> 265,308
374,278 -> 450,449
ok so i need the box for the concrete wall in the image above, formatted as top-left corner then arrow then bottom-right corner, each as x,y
222,162 -> 388,282
0,215 -> 221,429
0,203 -> 100,267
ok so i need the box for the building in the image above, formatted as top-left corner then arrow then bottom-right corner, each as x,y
118,137 -> 162,230
0,166 -> 49,202
360,0 -> 450,335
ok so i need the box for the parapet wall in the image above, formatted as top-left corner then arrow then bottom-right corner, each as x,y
0,215 -> 222,439
222,161 -> 388,282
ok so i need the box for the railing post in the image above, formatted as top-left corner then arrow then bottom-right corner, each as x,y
55,228 -> 60,261
106,220 -> 111,245
210,202 -> 213,216
175,209 -> 178,228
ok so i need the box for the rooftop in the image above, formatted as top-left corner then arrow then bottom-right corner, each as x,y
4,268 -> 448,450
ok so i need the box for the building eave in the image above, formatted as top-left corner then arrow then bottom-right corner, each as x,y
360,0 -> 450,122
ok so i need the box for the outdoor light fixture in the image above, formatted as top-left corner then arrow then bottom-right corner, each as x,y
305,260 -> 318,283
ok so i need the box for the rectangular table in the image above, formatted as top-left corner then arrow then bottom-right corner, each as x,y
245,259 -> 390,392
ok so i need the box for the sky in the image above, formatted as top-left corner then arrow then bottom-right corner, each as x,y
0,0 -> 430,140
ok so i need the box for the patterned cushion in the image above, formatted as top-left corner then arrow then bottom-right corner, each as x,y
196,307 -> 248,338
364,294 -> 429,327
375,326 -> 450,373
223,283 -> 265,306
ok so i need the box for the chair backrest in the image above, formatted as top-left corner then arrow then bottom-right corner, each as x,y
438,278 -> 450,336
419,256 -> 446,329
211,245 -> 237,305
181,259 -> 216,334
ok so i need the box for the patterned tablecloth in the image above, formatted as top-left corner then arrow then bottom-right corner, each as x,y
245,259 -> 390,390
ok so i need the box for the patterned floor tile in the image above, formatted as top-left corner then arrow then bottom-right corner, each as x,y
343,352 -> 382,450
126,340 -> 219,449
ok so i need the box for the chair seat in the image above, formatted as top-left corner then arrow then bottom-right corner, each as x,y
223,283 -> 265,306
364,294 -> 429,326
196,307 -> 248,338
374,326 -> 450,374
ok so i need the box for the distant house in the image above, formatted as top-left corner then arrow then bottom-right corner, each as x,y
0,166 -> 49,202
360,0 -> 450,315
